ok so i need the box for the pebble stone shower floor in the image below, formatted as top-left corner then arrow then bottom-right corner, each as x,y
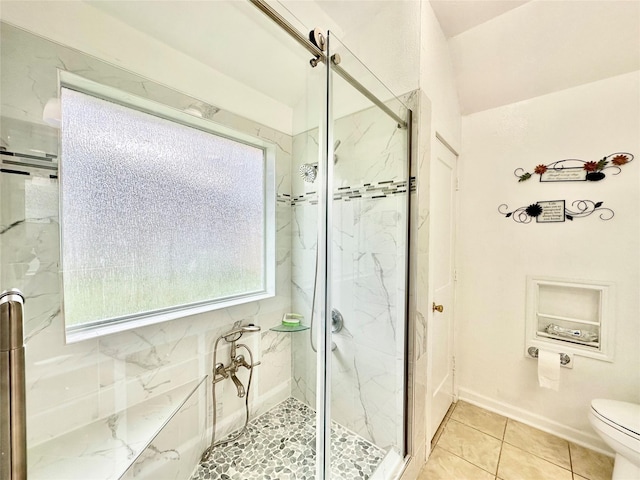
191,397 -> 386,480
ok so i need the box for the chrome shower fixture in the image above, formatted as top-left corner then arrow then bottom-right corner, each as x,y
298,140 -> 342,183
308,28 -> 326,67
299,162 -> 318,183
200,321 -> 261,463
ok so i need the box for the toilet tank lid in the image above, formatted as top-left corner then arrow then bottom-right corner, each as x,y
592,399 -> 640,435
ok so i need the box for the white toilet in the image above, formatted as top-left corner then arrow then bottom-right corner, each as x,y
589,399 -> 640,479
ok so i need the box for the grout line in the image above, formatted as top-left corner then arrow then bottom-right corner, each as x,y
495,434 -> 505,477
501,441 -> 574,475
433,421 -> 502,477
451,402 -> 509,441
422,405 -> 607,480
568,442 -> 575,475
499,418 -> 576,473
434,444 -> 500,478
501,434 -> 574,472
446,417 -> 506,442
496,419 -> 509,476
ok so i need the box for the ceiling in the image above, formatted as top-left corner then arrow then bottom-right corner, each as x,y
430,0 -> 640,114
430,0 -> 531,38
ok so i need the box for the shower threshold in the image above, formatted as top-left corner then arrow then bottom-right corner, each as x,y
192,397 -> 386,480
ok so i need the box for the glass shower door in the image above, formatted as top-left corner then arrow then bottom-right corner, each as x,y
323,32 -> 411,478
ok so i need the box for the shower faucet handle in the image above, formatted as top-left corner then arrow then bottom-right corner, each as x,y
235,354 -> 250,369
213,363 -> 229,382
234,354 -> 261,370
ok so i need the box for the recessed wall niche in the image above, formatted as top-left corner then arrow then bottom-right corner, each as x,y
525,276 -> 615,362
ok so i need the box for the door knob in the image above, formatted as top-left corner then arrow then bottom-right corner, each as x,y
432,302 -> 444,313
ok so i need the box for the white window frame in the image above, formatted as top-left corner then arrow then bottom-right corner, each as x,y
59,72 -> 276,343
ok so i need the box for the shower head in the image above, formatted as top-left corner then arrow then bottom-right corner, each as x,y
298,140 -> 342,183
299,163 -> 318,183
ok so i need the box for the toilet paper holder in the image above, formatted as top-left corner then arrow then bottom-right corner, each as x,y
527,347 -> 572,367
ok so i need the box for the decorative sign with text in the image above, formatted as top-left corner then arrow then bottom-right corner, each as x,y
515,152 -> 634,183
540,168 -> 586,182
536,201 -> 565,223
498,200 -> 614,224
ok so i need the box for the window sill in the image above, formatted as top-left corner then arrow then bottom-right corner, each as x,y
65,290 -> 274,343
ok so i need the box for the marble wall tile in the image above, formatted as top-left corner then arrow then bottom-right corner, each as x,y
257,330 -> 291,394
2,21 -> 419,480
28,379 -> 206,480
332,106 -> 408,189
290,97 -> 410,457
121,382 -> 206,480
291,330 -> 317,409
330,340 -> 404,450
1,25 -> 294,478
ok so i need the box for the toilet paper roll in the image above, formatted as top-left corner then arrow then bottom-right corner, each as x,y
538,349 -> 560,391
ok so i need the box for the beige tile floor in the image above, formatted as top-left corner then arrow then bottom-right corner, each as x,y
417,401 -> 615,480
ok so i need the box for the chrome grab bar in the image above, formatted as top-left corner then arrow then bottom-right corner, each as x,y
1,288 -> 27,480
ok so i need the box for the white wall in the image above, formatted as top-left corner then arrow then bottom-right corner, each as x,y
0,0 -> 293,132
456,71 -> 640,450
419,1 -> 461,150
449,0 -> 640,115
326,0 -> 421,98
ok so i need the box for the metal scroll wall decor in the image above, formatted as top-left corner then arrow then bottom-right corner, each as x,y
498,200 -> 614,224
515,152 -> 634,183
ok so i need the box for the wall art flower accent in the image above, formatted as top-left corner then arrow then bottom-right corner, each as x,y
498,200 -> 614,223
514,152 -> 634,183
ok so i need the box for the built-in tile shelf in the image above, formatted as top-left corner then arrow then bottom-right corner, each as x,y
27,376 -> 207,480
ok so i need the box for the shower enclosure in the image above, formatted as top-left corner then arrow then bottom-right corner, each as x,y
0,1 -> 412,478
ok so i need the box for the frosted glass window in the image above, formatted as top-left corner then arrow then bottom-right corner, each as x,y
61,87 -> 272,333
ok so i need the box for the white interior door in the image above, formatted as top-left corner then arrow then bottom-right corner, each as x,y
427,136 -> 457,443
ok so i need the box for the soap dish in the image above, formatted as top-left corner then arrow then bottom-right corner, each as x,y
269,313 -> 310,333
269,324 -> 310,333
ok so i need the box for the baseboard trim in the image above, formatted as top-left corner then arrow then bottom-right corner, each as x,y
457,387 -> 614,457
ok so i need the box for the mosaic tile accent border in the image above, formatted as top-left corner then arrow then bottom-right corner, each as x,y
1,156 -> 413,206
191,397 -> 386,480
1,150 -> 58,177
280,177 -> 416,206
